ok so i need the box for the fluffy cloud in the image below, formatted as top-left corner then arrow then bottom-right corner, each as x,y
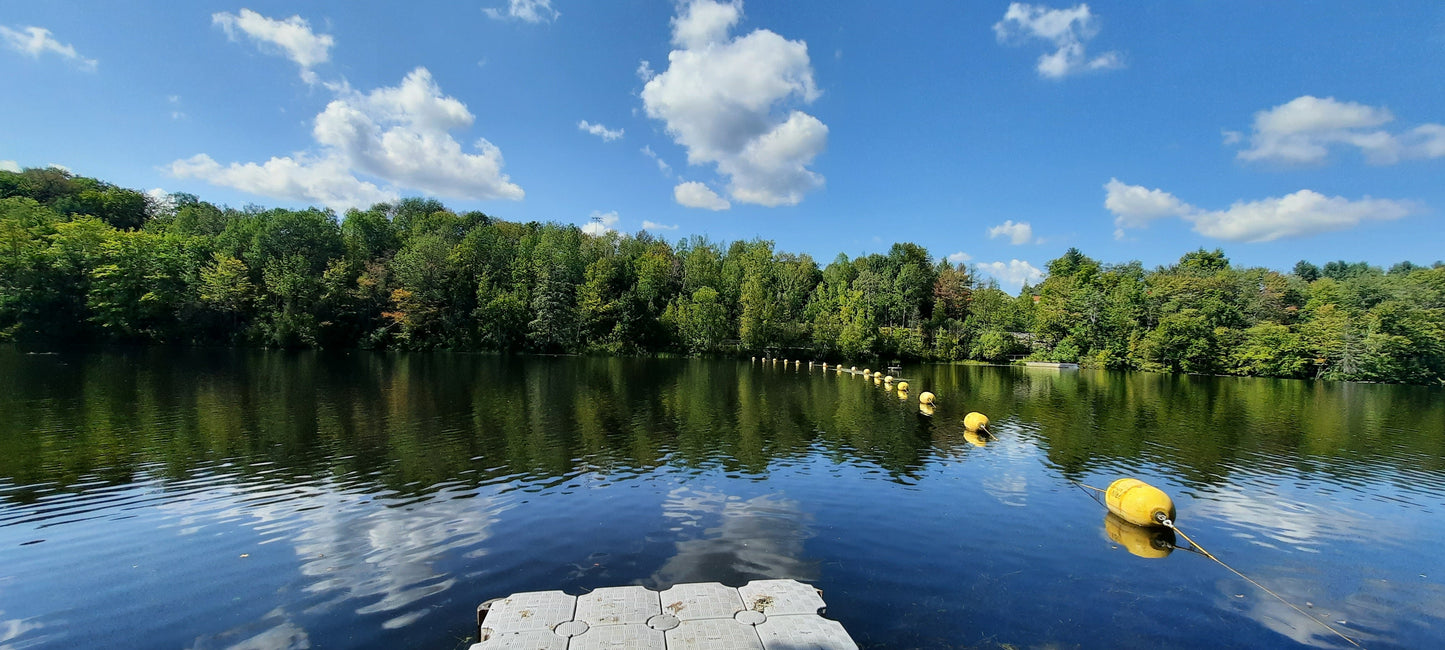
673,181 -> 730,210
993,3 -> 1121,79
642,220 -> 679,231
1104,179 -> 1416,243
578,120 -> 624,142
582,210 -> 619,236
484,0 -> 559,24
978,260 -> 1044,289
213,9 -> 333,83
172,67 -> 523,209
987,220 -> 1034,245
947,251 -> 973,264
1233,95 -> 1445,165
170,153 -> 397,210
0,25 -> 97,70
642,0 -> 828,207
0,160 -> 19,172
1191,191 -> 1414,243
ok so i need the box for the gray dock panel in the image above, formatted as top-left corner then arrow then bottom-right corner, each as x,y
472,580 -> 854,650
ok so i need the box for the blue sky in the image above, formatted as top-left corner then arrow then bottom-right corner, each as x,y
3,1 -> 1443,288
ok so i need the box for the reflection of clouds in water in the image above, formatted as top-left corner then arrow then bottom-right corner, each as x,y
650,487 -> 816,587
1187,486 -> 1387,552
161,480 -> 502,646
981,471 -> 1028,507
187,607 -> 310,650
1,610 -> 45,650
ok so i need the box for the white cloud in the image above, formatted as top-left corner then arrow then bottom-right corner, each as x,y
642,220 -> 679,231
47,163 -> 69,173
170,153 -> 397,211
484,0 -> 559,24
993,3 -> 1121,79
978,260 -> 1044,289
636,60 -> 656,82
578,120 -> 624,142
1104,179 -> 1416,243
642,0 -> 828,207
0,160 -> 19,173
947,251 -> 972,263
1233,95 -> 1445,165
1191,191 -> 1414,243
213,9 -> 333,84
172,67 -> 522,209
987,220 -> 1034,245
642,145 -> 672,176
673,181 -> 730,210
582,210 -> 619,236
0,25 -> 97,70
1104,177 -> 1191,237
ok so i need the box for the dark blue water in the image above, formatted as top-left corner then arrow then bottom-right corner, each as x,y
1,350 -> 1442,648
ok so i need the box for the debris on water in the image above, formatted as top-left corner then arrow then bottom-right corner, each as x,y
239,554 -> 250,558
752,595 -> 775,612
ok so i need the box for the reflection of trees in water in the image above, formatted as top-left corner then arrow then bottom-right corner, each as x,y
3,351 -> 1443,508
648,486 -> 817,588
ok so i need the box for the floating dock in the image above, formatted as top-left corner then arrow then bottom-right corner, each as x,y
471,579 -> 857,649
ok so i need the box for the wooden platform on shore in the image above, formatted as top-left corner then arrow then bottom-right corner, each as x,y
471,579 -> 857,649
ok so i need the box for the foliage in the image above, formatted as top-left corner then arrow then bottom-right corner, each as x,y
1,166 -> 1440,384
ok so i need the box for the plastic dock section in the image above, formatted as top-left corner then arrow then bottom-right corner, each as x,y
471,579 -> 858,649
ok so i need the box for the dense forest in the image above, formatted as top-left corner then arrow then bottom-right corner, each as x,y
2,166 -> 1442,384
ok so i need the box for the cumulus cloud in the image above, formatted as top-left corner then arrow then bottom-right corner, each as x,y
578,120 -> 624,142
673,181 -> 730,210
582,210 -> 619,236
1104,179 -> 1416,243
213,9 -> 333,84
948,251 -> 973,263
172,67 -> 523,209
636,60 -> 656,82
1191,191 -> 1414,243
1104,177 -> 1191,237
0,160 -> 19,173
0,25 -> 97,70
987,220 -> 1034,245
642,0 -> 828,207
642,220 -> 679,231
1233,95 -> 1445,165
979,260 -> 1044,289
484,0 -> 559,24
993,3 -> 1121,79
170,153 -> 397,210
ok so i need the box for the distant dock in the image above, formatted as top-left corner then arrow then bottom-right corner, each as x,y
1023,361 -> 1079,369
471,579 -> 857,649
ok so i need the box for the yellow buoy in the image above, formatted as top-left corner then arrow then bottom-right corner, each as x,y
883,375 -> 893,383
963,412 -> 988,432
919,391 -> 935,405
1104,513 -> 1175,558
850,366 -> 857,373
963,430 -> 988,447
919,403 -> 935,417
1105,478 -> 1176,528
897,381 -> 909,392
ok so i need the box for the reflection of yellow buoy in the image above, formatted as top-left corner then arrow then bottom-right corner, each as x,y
874,376 -> 882,384
963,412 -> 988,432
898,390 -> 909,401
897,381 -> 909,392
919,391 -> 935,405
920,403 -> 935,416
963,430 -> 988,447
1104,513 -> 1175,558
1105,478 -> 1176,528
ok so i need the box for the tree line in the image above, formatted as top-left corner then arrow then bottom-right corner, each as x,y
2,166 -> 1442,384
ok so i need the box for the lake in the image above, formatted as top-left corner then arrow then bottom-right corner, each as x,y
1,350 -> 1442,649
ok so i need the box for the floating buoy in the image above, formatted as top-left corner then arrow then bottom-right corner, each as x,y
883,375 -> 893,383
850,366 -> 857,373
822,362 -> 827,369
919,403 -> 935,417
897,381 -> 909,392
1104,513 -> 1175,558
963,412 -> 988,432
1105,478 -> 1176,528
919,391 -> 935,405
963,430 -> 988,447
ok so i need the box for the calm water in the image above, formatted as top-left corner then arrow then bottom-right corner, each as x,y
1,351 -> 1443,649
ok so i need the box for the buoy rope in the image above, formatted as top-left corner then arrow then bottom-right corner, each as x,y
1159,519 -> 1363,649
